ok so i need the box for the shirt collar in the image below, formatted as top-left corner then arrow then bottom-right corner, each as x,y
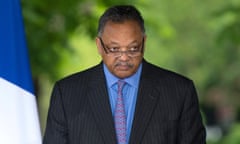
103,63 -> 142,88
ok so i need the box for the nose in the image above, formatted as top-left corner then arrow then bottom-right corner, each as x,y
118,51 -> 129,60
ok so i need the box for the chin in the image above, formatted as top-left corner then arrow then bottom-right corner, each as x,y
115,73 -> 132,79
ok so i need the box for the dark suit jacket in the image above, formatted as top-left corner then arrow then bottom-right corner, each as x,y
43,60 -> 206,144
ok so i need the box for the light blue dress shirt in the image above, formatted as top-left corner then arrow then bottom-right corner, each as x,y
103,63 -> 142,143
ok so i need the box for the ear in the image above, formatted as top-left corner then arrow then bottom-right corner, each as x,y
96,37 -> 103,55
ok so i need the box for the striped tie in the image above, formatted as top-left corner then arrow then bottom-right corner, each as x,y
115,80 -> 127,144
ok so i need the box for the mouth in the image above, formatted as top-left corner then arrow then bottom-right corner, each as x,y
116,65 -> 130,71
114,62 -> 133,71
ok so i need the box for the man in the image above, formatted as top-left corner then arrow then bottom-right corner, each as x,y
43,5 -> 206,144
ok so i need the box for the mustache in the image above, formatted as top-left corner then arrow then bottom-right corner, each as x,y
114,61 -> 134,68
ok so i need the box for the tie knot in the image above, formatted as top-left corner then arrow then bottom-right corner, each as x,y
117,80 -> 125,92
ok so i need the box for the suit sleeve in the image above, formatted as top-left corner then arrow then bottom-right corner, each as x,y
43,82 -> 68,144
178,81 -> 206,144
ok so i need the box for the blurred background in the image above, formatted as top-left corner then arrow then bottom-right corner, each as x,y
21,0 -> 240,143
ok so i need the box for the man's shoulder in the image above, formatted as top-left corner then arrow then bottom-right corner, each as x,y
56,63 -> 103,85
143,61 -> 193,84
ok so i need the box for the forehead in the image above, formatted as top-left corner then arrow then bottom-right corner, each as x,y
101,20 -> 143,41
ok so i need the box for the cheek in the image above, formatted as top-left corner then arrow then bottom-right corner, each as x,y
132,57 -> 143,67
102,56 -> 115,68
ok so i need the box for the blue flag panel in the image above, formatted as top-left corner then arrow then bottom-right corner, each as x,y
0,0 -> 34,93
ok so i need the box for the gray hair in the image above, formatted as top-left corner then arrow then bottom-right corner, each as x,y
97,5 -> 145,36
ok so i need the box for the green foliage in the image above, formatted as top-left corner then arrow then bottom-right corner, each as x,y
22,0 -> 82,80
221,123 -> 240,144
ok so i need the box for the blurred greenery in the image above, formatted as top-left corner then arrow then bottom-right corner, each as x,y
21,0 -> 240,143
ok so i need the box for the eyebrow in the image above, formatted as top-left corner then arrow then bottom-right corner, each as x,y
107,40 -> 139,46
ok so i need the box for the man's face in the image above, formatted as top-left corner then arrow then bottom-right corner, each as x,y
96,20 -> 146,79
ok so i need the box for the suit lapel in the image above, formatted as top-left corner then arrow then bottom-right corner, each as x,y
87,64 -> 117,144
129,61 -> 160,144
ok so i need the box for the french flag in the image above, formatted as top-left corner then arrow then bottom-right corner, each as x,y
0,0 -> 42,143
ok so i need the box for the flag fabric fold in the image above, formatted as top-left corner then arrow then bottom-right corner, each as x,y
0,0 -> 42,143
